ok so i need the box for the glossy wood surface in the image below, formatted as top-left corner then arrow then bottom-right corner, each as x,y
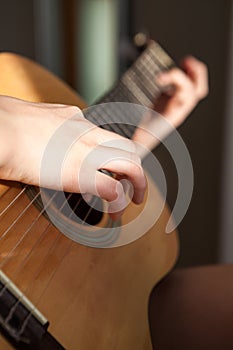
0,53 -> 178,349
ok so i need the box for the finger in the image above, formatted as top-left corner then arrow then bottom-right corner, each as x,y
156,68 -> 192,93
90,171 -> 128,221
181,56 -> 209,99
90,146 -> 146,204
95,171 -> 126,203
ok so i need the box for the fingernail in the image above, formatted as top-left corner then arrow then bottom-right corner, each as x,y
110,210 -> 124,222
134,191 -> 145,205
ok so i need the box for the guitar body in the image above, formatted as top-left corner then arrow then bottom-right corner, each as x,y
0,53 -> 179,349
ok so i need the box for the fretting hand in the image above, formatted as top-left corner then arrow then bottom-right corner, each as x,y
155,55 -> 209,127
133,56 -> 208,152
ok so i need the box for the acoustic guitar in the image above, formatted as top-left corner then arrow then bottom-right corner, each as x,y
0,42 -> 178,349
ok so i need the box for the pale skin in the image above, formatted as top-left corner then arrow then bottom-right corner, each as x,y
0,97 -> 146,221
133,55 -> 209,151
2,54 -> 230,350
0,55 -> 208,222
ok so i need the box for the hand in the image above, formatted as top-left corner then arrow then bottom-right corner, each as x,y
133,56 -> 208,153
155,55 -> 209,127
0,96 -> 147,221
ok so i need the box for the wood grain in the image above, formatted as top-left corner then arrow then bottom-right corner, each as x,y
0,53 -> 179,349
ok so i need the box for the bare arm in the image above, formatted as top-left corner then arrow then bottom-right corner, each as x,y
0,56 -> 208,221
0,95 -> 146,221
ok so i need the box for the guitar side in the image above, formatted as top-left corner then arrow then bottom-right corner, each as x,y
0,53 -> 179,350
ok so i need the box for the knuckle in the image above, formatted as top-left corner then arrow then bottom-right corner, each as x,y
68,105 -> 82,116
131,162 -> 145,180
166,67 -> 180,80
169,67 -> 179,75
130,151 -> 141,164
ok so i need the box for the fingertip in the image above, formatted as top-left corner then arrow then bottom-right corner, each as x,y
181,55 -> 207,72
180,55 -> 195,70
156,72 -> 169,84
182,55 -> 195,62
133,191 -> 145,205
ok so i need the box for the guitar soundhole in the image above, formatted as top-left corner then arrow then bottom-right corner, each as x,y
25,186 -> 104,226
65,192 -> 104,225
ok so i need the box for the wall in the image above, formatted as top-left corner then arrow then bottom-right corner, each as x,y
133,0 -> 232,266
0,0 -> 35,58
219,2 -> 233,263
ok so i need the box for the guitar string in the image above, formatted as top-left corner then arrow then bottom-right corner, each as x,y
88,85 -> 140,138
0,187 -> 11,200
0,185 -> 96,284
2,191 -> 93,297
0,191 -> 76,322
88,81 -> 146,137
0,45 -> 160,273
87,42 -> 170,137
1,191 -> 98,331
127,53 -> 163,101
66,64 -> 158,211
88,44 -> 164,137
86,96 -> 138,138
0,105 -> 143,330
0,43 -> 170,334
17,196 -> 101,338
0,190 -> 41,242
0,63 -> 154,242
14,50 -> 164,330
131,63 -> 161,102
0,190 -> 59,272
0,190 -> 63,301
1,43 -> 162,276
2,193 -> 85,331
0,186 -> 28,218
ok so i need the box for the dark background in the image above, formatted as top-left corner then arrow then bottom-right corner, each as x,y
133,0 -> 232,266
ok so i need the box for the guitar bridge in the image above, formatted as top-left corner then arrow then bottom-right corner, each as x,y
0,270 -> 65,350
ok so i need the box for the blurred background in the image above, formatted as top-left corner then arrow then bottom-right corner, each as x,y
0,0 -> 232,267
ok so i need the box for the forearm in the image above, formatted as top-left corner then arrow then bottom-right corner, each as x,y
133,112 -> 178,159
0,95 -> 147,221
0,96 -> 16,177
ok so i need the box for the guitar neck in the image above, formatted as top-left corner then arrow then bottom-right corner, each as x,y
84,41 -> 175,139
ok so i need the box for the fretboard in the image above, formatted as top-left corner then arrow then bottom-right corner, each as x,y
85,41 -> 175,139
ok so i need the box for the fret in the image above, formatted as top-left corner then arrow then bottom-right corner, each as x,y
100,81 -> 139,104
122,77 -> 151,106
137,50 -> 160,73
85,41 -> 175,139
121,43 -> 174,104
84,104 -> 124,136
93,103 -> 131,136
87,80 -> 143,138
134,56 -> 161,88
149,42 -> 174,70
122,65 -> 153,104
128,65 -> 158,104
85,101 -> 140,138
121,63 -> 154,104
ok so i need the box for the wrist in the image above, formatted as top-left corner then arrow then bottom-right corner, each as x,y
0,97 -> 18,180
